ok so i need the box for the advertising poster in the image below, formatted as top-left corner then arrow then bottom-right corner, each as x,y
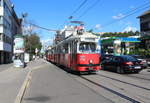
113,40 -> 121,56
14,35 -> 25,53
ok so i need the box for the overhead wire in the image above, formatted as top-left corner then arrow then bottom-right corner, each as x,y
69,0 -> 88,18
59,0 -> 89,29
101,1 -> 150,29
25,21 -> 58,32
77,0 -> 102,19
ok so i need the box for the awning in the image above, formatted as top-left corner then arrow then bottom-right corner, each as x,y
119,37 -> 140,42
101,37 -> 140,44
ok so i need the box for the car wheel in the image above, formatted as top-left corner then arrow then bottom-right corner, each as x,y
116,66 -> 124,74
134,70 -> 141,74
101,65 -> 105,70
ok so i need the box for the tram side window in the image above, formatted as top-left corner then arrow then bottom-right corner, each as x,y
73,42 -> 77,53
63,44 -> 68,53
57,47 -> 61,54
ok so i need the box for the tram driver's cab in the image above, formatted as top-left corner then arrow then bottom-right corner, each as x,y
79,42 -> 97,53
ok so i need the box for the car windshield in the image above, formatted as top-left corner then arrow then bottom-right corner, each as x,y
122,56 -> 138,62
133,55 -> 145,59
79,42 -> 97,53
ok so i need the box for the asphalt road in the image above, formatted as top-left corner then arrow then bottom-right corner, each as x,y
22,59 -> 150,103
22,60 -> 112,103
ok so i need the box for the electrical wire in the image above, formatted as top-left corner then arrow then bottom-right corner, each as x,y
101,1 -> 150,29
25,22 -> 58,32
69,0 -> 88,18
59,0 -> 89,29
77,0 -> 101,19
102,5 -> 150,28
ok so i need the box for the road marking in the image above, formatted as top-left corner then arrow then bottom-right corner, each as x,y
14,63 -> 49,103
14,70 -> 32,103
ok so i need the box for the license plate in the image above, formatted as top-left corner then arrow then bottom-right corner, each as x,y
134,66 -> 141,69
88,68 -> 93,70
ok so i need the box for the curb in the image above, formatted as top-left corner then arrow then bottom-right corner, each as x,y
14,62 -> 49,103
14,70 -> 32,103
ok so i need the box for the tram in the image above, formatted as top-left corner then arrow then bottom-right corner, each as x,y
46,25 -> 101,73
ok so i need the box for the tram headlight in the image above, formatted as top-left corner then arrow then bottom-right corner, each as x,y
89,60 -> 93,64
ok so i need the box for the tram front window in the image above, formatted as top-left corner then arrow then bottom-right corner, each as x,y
79,42 -> 96,53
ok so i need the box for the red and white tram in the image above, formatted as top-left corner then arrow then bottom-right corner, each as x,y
46,30 -> 101,73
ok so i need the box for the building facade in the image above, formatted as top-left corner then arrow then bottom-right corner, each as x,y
138,10 -> 150,49
0,0 -> 22,64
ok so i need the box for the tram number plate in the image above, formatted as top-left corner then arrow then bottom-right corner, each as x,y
89,68 -> 93,70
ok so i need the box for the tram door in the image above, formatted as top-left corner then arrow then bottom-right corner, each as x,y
70,41 -> 77,70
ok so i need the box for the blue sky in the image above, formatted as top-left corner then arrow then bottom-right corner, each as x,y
12,0 -> 150,45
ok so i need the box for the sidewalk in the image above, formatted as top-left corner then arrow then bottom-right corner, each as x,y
0,63 -> 13,72
0,59 -> 42,103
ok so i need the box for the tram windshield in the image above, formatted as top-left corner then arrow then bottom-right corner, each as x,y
79,42 -> 98,53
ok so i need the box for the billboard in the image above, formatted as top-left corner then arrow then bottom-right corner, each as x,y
14,35 -> 25,53
113,40 -> 121,56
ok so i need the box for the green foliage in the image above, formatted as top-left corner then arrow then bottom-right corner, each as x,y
101,31 -> 140,37
129,48 -> 150,57
24,33 -> 42,55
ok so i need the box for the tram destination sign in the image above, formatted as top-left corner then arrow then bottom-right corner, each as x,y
81,38 -> 96,42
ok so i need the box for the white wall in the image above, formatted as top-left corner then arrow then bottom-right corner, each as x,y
0,42 -> 3,50
0,26 -> 3,33
0,7 -> 4,16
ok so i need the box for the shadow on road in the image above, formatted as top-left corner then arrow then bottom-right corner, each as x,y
24,95 -> 51,102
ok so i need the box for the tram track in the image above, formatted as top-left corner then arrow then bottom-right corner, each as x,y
65,72 -> 144,103
125,74 -> 150,82
52,64 -> 149,103
97,74 -> 150,91
78,75 -> 141,103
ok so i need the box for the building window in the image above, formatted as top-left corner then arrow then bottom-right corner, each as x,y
141,22 -> 150,32
0,33 -> 11,44
0,16 -> 3,24
0,0 -> 2,6
0,33 -> 3,41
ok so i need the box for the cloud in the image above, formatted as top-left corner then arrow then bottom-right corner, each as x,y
122,26 -> 137,32
112,13 -> 125,20
95,24 -> 102,30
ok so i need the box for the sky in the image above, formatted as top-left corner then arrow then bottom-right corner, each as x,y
11,0 -> 150,46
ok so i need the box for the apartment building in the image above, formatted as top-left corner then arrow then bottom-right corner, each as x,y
138,9 -> 150,49
0,0 -> 22,64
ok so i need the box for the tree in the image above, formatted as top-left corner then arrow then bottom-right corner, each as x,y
24,33 -> 42,56
101,31 -> 140,37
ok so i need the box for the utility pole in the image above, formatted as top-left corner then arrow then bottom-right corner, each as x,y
21,13 -> 28,35
21,13 -> 32,60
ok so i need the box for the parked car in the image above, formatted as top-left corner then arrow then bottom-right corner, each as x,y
130,55 -> 148,69
101,54 -> 113,61
146,58 -> 150,67
101,55 -> 143,73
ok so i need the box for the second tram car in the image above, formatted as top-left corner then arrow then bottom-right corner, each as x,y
46,31 -> 101,73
